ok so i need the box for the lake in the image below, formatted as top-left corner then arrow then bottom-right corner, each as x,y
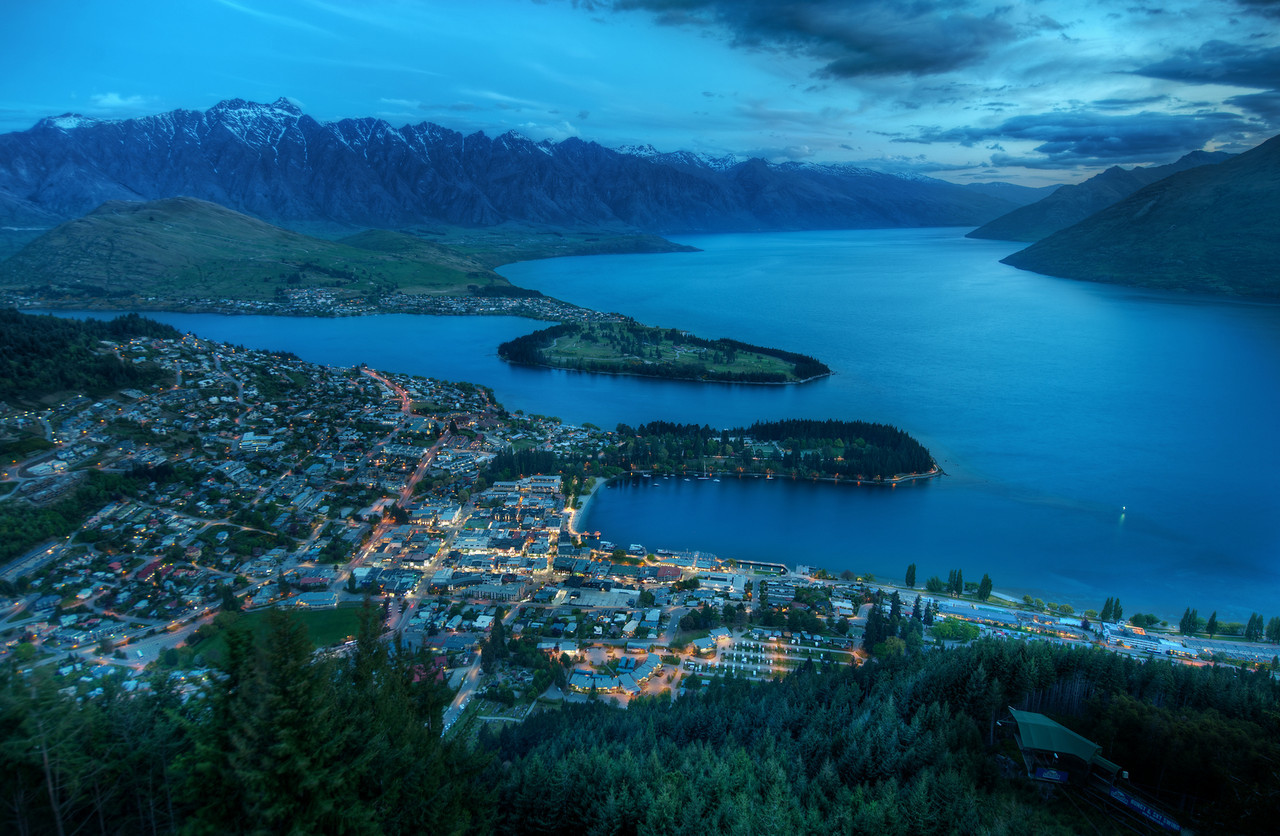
61,228 -> 1280,619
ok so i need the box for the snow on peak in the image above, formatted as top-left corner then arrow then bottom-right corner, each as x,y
43,113 -> 101,131
617,143 -> 661,158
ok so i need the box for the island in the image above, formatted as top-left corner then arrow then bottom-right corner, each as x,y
497,320 -> 832,384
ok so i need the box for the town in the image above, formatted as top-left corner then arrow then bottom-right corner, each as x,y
1,327 -> 1276,739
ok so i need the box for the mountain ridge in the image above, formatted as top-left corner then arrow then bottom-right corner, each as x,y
0,97 -> 1037,236
1000,134 -> 1280,297
967,150 -> 1232,243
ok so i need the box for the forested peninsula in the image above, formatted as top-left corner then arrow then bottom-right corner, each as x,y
483,419 -> 937,504
497,320 -> 832,384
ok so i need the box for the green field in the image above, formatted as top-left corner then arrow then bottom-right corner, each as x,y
191,605 -> 365,665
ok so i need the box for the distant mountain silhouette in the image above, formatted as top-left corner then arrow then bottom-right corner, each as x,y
1001,134 -> 1280,297
968,151 -> 1231,243
0,98 -> 1035,237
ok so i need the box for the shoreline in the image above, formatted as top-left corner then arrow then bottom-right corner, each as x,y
499,357 -> 833,386
566,475 -> 609,537
567,463 -> 943,538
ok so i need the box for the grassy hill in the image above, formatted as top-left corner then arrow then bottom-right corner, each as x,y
1002,134 -> 1280,297
0,197 -> 522,305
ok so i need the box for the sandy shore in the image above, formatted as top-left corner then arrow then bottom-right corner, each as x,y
567,475 -> 611,536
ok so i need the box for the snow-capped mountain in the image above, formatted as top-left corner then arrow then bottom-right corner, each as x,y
0,97 -> 1028,234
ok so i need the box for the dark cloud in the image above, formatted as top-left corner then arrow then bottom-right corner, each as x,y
1135,40 -> 1280,89
1234,0 -> 1280,19
1092,95 -> 1170,110
608,0 -> 1029,78
904,109 -> 1256,166
1225,89 -> 1280,123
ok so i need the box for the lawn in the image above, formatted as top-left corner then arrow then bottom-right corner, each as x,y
189,605 -> 366,665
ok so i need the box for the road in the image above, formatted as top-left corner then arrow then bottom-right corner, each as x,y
442,603 -> 524,731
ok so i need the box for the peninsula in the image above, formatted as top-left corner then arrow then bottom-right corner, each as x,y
497,320 -> 832,384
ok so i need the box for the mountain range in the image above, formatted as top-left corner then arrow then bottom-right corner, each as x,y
0,98 -> 1039,240
1001,134 -> 1280,297
967,150 -> 1232,243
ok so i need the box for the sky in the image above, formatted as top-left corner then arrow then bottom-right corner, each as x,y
3,0 -> 1279,186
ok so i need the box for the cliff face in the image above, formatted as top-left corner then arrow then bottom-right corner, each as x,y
967,150 -> 1232,243
0,98 -> 1024,235
1000,134 -> 1280,297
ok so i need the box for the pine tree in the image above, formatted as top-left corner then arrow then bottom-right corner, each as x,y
1206,611 -> 1219,638
976,574 -> 993,602
1112,598 -> 1123,623
905,563 -> 916,588
1268,616 -> 1280,643
1245,613 -> 1261,641
862,604 -> 886,653
1179,607 -> 1193,635
1100,597 -> 1115,623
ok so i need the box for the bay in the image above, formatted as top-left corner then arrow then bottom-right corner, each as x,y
53,228 -> 1280,619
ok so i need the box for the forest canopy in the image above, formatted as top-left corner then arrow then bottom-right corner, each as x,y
0,309 -> 179,402
3,613 -> 1276,835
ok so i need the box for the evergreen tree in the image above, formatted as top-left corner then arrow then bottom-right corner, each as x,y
904,563 -> 916,588
1268,616 -> 1280,643
1100,597 -> 1115,623
1112,598 -> 1123,623
976,574 -> 993,602
1245,613 -> 1261,642
1206,611 -> 1219,639
862,604 -> 886,653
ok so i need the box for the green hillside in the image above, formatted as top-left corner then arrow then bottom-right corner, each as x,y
0,197 -> 518,304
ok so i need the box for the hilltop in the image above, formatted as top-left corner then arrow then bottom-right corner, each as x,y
1001,134 -> 1280,297
0,197 -> 526,306
967,150 -> 1231,243
0,198 -> 694,315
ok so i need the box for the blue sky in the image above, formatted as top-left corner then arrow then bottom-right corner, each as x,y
3,0 -> 1279,185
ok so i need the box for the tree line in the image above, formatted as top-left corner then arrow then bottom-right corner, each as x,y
4,603 -> 1278,834
604,419 -> 934,481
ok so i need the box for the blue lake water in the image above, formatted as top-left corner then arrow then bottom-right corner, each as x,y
58,228 -> 1280,619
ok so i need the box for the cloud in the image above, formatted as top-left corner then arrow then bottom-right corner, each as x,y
1233,0 -> 1280,19
87,93 -> 154,114
214,0 -> 335,37
740,143 -> 816,161
1134,40 -> 1280,90
1091,95 -> 1171,110
516,120 -> 581,142
734,100 -> 854,129
1225,89 -> 1280,123
904,109 -> 1257,167
606,0 -> 1029,78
